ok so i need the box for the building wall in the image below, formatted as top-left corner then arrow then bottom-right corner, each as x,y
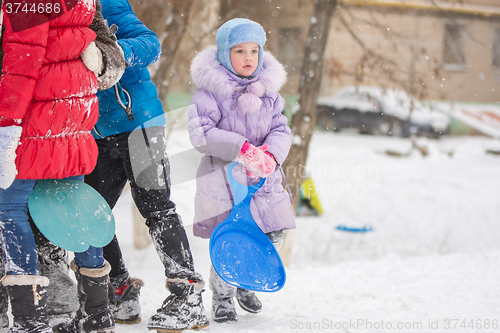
258,0 -> 500,103
317,4 -> 500,102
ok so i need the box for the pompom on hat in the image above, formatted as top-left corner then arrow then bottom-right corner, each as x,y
216,18 -> 266,77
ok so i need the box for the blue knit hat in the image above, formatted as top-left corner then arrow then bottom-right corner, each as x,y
216,18 -> 266,77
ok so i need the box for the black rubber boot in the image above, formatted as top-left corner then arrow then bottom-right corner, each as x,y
53,261 -> 114,333
211,295 -> 237,323
235,288 -> 262,314
3,275 -> 52,333
0,255 -> 9,330
147,280 -> 209,332
112,278 -> 144,324
146,213 -> 203,283
0,289 -> 7,330
32,225 -> 78,326
208,266 -> 237,322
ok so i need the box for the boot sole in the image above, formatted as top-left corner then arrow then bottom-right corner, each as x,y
236,299 -> 262,314
236,296 -> 262,313
89,329 -> 115,333
237,302 -> 262,314
114,317 -> 141,325
192,322 -> 210,331
149,322 -> 210,333
213,317 -> 238,323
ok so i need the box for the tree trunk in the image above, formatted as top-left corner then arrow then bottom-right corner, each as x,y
219,0 -> 242,19
131,0 -> 195,105
283,0 -> 337,211
153,0 -> 196,104
280,0 -> 337,267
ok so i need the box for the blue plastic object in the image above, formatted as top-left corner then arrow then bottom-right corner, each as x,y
28,179 -> 115,252
209,162 -> 286,292
335,225 -> 374,233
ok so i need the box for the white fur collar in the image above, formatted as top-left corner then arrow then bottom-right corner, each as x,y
190,45 -> 287,100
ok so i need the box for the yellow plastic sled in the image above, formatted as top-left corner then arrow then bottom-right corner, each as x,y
298,177 -> 324,216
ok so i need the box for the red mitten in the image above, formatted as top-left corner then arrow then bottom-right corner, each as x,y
238,142 -> 276,178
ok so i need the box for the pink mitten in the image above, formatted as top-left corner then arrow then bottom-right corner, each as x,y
238,142 -> 276,178
260,145 -> 277,164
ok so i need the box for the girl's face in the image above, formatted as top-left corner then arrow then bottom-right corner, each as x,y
230,42 -> 259,77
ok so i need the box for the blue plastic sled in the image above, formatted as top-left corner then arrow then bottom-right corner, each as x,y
209,162 -> 286,292
28,179 -> 115,252
335,225 -> 374,233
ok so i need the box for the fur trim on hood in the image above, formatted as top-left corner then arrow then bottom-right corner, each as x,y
190,45 -> 287,113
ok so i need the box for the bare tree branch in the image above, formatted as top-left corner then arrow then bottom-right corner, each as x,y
151,0 -> 196,105
337,9 -> 399,68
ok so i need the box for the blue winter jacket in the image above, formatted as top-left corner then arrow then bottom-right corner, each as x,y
93,0 -> 165,139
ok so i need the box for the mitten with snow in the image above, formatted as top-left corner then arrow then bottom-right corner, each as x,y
0,126 -> 22,189
81,41 -> 104,76
88,0 -> 127,90
238,142 -> 276,178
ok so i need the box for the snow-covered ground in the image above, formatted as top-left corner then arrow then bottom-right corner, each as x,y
114,131 -> 500,333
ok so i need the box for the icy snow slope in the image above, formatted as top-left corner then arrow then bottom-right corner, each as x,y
114,131 -> 500,333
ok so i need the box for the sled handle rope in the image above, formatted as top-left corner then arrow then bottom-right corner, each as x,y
279,166 -> 293,205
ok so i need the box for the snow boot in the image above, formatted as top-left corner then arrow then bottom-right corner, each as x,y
211,295 -> 237,323
112,278 -> 144,324
0,256 -> 9,330
147,279 -> 209,332
53,260 -> 114,333
235,288 -> 262,314
0,286 -> 8,331
208,265 -> 237,322
33,226 -> 78,326
2,275 -> 52,333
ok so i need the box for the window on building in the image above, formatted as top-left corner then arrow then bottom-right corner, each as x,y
443,24 -> 466,71
493,28 -> 500,69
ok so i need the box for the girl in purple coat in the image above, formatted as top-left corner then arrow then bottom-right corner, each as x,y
188,18 -> 295,323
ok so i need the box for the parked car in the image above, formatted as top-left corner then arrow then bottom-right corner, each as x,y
316,86 -> 450,138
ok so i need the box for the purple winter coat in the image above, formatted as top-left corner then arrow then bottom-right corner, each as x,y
188,45 -> 296,239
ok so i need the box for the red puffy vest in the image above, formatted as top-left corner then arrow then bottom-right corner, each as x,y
0,0 -> 98,179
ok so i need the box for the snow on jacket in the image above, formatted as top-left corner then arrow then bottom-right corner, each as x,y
93,0 -> 165,139
0,0 -> 100,180
90,0 -> 127,91
188,45 -> 296,239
